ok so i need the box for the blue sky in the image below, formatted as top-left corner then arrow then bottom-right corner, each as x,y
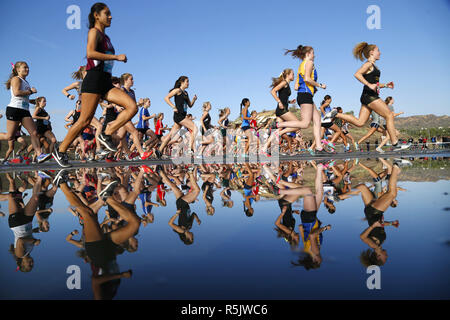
0,0 -> 449,139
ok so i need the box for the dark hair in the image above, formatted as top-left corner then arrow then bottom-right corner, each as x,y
321,95 -> 332,106
284,45 -> 313,60
240,98 -> 250,114
336,107 -> 343,113
88,3 -> 108,29
171,76 -> 188,92
111,76 -> 120,85
385,96 -> 393,105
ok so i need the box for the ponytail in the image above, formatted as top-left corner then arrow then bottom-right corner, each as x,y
270,68 -> 293,88
284,45 -> 313,60
5,61 -> 27,90
170,76 -> 188,92
353,42 -> 377,61
240,98 -> 249,114
321,95 -> 332,106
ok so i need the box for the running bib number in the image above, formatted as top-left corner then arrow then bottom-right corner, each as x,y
103,51 -> 114,73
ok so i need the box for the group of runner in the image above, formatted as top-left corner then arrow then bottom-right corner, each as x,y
1,3 -> 411,167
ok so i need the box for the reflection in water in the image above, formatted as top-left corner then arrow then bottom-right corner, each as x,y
0,157 -> 448,299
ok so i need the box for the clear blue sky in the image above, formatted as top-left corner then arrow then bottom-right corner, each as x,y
0,0 -> 449,139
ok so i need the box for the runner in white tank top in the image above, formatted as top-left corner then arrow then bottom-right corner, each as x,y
0,61 -> 51,164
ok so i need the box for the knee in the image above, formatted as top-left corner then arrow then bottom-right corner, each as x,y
128,103 -> 138,116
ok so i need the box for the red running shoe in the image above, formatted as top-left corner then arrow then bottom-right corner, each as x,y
141,151 -> 153,160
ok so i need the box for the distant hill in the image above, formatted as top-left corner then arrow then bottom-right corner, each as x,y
393,114 -> 450,129
233,110 -> 450,129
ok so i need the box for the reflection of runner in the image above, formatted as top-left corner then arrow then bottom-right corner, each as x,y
57,169 -> 141,300
160,167 -> 201,245
3,173 -> 43,272
352,161 -> 402,266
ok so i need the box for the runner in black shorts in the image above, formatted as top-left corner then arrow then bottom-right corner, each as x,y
335,42 -> 410,152
54,3 -> 137,167
353,161 -> 402,266
156,76 -> 198,158
0,61 -> 51,164
159,167 -> 201,245
57,170 -> 140,299
32,96 -> 57,155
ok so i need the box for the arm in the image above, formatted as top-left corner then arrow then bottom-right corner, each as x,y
354,62 -> 377,91
187,94 -> 197,108
304,61 -> 324,89
319,100 -> 331,115
65,231 -> 83,249
32,107 -> 49,120
168,211 -> 185,233
11,77 -> 35,97
270,80 -> 287,109
241,106 -> 252,120
62,82 -> 79,100
64,110 -> 75,122
360,221 -> 383,249
164,89 -> 181,112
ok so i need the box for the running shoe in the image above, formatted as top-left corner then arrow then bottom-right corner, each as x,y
354,142 -> 359,151
376,146 -> 385,153
99,180 -> 119,201
37,153 -> 52,164
155,149 -> 162,159
392,142 -> 411,152
53,146 -> 72,168
97,148 -> 110,158
105,156 -> 117,163
38,171 -> 51,179
98,133 -> 117,152
322,109 -> 338,123
53,169 -> 69,186
141,151 -> 153,160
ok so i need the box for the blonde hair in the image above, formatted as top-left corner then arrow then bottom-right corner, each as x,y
72,66 -> 86,80
35,96 -> 46,108
270,68 -> 293,88
120,73 -> 133,86
353,42 -> 377,61
202,101 -> 211,111
5,61 -> 27,90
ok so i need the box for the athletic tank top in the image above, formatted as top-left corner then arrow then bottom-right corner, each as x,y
362,63 -> 380,95
297,60 -> 317,95
241,108 -> 250,128
174,90 -> 189,115
85,28 -> 115,74
11,222 -> 33,251
203,113 -> 211,130
35,107 -> 50,127
9,77 -> 31,110
222,118 -> 229,127
321,104 -> 332,118
278,83 -> 291,108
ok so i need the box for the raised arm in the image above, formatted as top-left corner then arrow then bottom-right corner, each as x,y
62,81 -> 79,100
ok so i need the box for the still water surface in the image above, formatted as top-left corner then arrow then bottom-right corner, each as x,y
0,157 -> 449,299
